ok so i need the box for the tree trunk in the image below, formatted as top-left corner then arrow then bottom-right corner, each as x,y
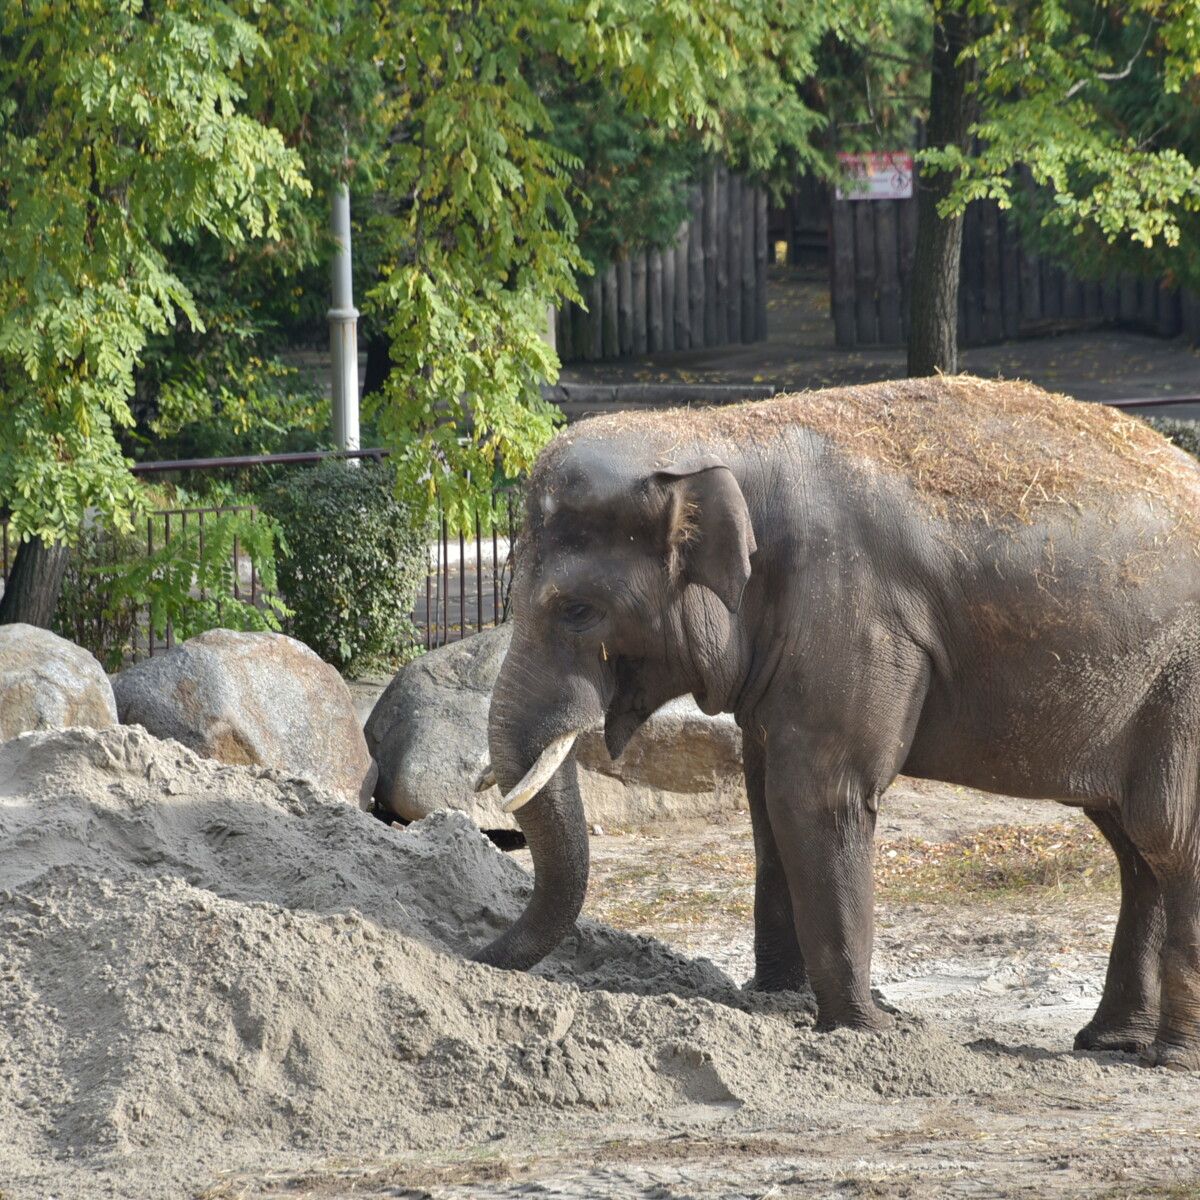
0,535 -> 70,628
907,1 -> 977,378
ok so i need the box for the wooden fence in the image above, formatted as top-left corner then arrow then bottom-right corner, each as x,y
557,167 -> 769,361
831,187 -> 1200,349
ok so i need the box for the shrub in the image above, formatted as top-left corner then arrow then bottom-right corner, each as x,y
54,524 -> 144,670
1145,416 -> 1200,463
259,460 -> 430,676
54,509 -> 288,672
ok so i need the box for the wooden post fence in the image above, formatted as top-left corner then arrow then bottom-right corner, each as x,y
558,167 -> 770,360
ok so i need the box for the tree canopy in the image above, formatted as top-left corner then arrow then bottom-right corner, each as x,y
926,0 -> 1200,280
0,1 -> 309,542
1,0 -> 841,542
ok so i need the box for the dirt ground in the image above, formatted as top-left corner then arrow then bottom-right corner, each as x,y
202,780 -> 1200,1200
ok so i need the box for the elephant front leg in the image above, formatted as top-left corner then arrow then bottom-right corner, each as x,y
765,755 -> 892,1031
743,732 -> 808,993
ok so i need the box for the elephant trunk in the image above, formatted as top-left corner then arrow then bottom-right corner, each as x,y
471,645 -> 597,971
470,753 -> 589,970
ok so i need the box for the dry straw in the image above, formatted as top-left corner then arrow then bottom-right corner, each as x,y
560,375 -> 1200,528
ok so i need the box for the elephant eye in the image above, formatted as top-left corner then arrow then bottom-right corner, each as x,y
560,600 -> 603,632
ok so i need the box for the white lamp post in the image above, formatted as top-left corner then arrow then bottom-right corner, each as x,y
329,182 -> 360,457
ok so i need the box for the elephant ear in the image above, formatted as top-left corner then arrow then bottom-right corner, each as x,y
654,457 -> 757,613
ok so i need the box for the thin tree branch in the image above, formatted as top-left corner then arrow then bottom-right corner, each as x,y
1065,19 -> 1156,100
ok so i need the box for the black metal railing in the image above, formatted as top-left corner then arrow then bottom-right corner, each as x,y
2,448 -> 523,658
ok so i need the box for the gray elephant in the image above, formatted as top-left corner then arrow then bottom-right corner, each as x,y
473,375 -> 1200,1071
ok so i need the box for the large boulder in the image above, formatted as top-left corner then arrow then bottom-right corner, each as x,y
112,629 -> 376,808
0,624 -> 118,741
365,625 -> 745,829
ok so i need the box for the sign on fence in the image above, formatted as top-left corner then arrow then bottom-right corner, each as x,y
835,152 -> 914,201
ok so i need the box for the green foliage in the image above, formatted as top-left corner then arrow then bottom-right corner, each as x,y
258,461 -> 430,676
921,0 -> 1200,279
364,1 -> 834,532
52,508 -> 288,672
0,0 -> 309,543
54,524 -> 145,672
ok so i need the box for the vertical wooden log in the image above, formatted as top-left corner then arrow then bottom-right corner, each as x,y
703,169 -> 719,346
1182,289 -> 1200,344
617,256 -> 634,355
571,295 -> 591,361
875,200 -> 902,344
688,188 -> 705,346
1119,273 -> 1139,323
631,251 -> 648,354
1157,281 -> 1182,337
586,273 -> 603,359
1082,278 -> 1102,320
647,248 -> 665,352
1140,277 -> 1157,330
853,201 -> 877,345
741,180 -> 757,343
726,173 -> 743,345
755,187 -> 769,341
674,222 -> 691,351
1061,270 -> 1083,320
661,242 -> 676,352
899,193 -> 919,338
831,197 -> 857,346
1019,242 -> 1042,324
980,201 -> 1003,342
998,208 -> 1021,338
960,202 -> 983,346
1102,274 -> 1120,323
557,303 -> 573,361
601,264 -> 619,358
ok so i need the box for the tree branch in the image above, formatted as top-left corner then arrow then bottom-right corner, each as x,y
1065,19 -> 1156,100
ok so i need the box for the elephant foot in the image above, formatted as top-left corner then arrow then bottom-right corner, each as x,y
1074,1018 -> 1156,1055
745,967 -> 809,994
815,1004 -> 896,1034
1139,1040 -> 1200,1072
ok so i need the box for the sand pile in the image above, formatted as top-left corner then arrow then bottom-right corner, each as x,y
0,725 -> 1133,1199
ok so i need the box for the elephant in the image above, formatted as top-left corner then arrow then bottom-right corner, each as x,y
472,374 -> 1200,1071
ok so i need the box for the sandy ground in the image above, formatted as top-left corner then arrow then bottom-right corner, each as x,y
3,726 -> 1200,1200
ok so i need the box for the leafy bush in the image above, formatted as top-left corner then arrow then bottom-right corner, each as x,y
259,460 -> 430,676
1145,416 -> 1200,462
54,525 -> 144,670
54,509 -> 289,672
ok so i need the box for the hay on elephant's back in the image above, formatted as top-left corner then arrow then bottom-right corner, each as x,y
568,376 -> 1200,526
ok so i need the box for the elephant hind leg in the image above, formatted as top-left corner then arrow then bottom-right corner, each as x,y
1074,807 -> 1164,1055
1107,756 -> 1200,1071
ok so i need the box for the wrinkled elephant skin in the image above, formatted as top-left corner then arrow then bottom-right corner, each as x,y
474,375 -> 1200,1070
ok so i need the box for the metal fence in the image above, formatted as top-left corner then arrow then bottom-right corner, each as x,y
417,491 -> 521,650
1,487 -> 522,661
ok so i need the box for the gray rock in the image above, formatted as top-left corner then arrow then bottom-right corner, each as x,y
366,625 -> 746,829
112,629 -> 376,808
0,624 -> 118,741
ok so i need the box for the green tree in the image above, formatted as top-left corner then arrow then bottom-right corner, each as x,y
362,1 -> 832,529
0,0 -> 308,622
908,0 -> 1200,375
1,1 -> 847,631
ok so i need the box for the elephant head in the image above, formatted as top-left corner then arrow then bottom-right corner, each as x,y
472,433 -> 756,971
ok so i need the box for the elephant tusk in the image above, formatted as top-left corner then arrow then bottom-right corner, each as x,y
474,765 -> 497,792
501,732 -> 579,813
